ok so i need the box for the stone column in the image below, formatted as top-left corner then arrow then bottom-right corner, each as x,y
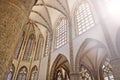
0,0 -> 36,79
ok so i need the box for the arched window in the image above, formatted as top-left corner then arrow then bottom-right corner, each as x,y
102,58 -> 114,80
23,34 -> 35,60
30,66 -> 38,80
34,35 -> 44,60
75,2 -> 95,35
79,65 -> 93,80
55,18 -> 68,49
51,55 -> 70,80
7,65 -> 15,80
15,32 -> 25,58
17,67 -> 27,80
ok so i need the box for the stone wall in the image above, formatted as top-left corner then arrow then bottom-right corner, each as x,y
0,0 -> 35,79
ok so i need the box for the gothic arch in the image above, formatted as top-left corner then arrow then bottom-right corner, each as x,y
50,54 -> 70,80
34,34 -> 44,60
17,66 -> 28,80
30,66 -> 38,80
75,38 -> 107,79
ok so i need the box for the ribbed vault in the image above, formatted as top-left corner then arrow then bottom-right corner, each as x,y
29,0 -> 75,34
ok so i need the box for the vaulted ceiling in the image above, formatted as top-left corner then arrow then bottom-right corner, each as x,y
29,0 -> 77,35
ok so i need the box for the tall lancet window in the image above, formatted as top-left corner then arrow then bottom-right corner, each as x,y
102,58 -> 114,80
55,18 -> 68,49
23,34 -> 35,60
15,32 -> 25,58
75,2 -> 95,35
7,65 -> 15,80
34,35 -> 44,60
17,67 -> 27,80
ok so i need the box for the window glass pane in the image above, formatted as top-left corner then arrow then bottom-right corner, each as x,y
34,35 -> 43,60
102,58 -> 114,80
30,67 -> 38,80
56,18 -> 67,48
23,34 -> 35,60
76,2 -> 95,35
79,65 -> 92,80
17,67 -> 27,80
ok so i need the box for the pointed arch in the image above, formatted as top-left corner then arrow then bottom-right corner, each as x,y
75,38 -> 107,79
75,38 -> 106,66
30,65 -> 38,80
50,54 -> 70,80
54,17 -> 68,49
17,66 -> 28,80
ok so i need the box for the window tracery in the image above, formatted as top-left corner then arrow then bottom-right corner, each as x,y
30,66 -> 38,80
55,18 -> 68,48
34,35 -> 44,60
17,67 -> 27,80
75,2 -> 95,35
102,58 -> 114,80
79,65 -> 92,80
23,34 -> 35,60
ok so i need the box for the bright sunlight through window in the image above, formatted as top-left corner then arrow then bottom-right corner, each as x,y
106,0 -> 120,16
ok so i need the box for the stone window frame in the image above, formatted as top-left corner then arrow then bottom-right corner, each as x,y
17,66 -> 27,80
30,66 -> 38,80
54,17 -> 68,49
79,64 -> 93,80
74,1 -> 95,36
23,34 -> 35,61
34,34 -> 44,60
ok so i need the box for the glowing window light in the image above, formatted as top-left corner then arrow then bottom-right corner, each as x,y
106,0 -> 120,16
